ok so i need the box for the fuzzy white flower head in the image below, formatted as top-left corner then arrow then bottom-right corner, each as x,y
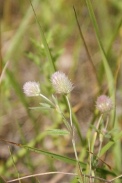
23,81 -> 40,96
96,95 -> 113,113
51,71 -> 73,94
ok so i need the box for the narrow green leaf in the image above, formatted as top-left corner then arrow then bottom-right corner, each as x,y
29,102 -> 53,111
21,144 -> 86,168
46,129 -> 70,136
52,95 -> 58,106
40,103 -> 51,108
29,107 -> 43,110
0,138 -> 116,177
20,144 -> 116,176
29,106 -> 51,111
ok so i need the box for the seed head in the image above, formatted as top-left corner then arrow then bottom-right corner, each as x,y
51,71 -> 73,94
23,81 -> 40,96
96,95 -> 113,113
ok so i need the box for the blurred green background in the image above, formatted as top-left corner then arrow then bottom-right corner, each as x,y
0,0 -> 122,182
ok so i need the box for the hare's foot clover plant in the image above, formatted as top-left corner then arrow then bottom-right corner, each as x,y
23,73 -> 118,183
89,95 -> 114,181
23,71 -> 84,182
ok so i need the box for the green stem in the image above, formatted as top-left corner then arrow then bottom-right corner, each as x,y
65,95 -> 84,183
91,114 -> 103,153
39,94 -> 55,108
90,114 -> 103,182
66,95 -> 73,127
97,115 -> 109,157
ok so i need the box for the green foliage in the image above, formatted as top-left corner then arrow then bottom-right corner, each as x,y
1,0 -> 122,182
46,129 -> 70,136
100,131 -> 122,156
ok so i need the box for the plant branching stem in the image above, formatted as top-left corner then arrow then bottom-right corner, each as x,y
39,94 -> 55,108
90,114 -> 103,182
91,114 -> 103,153
98,115 -> 109,157
66,95 -> 84,183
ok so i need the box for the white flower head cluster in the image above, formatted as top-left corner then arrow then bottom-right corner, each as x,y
51,71 -> 73,95
96,95 -> 113,113
23,81 -> 40,97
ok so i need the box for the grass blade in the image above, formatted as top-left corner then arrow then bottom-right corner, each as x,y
85,0 -> 116,128
29,0 -> 56,73
0,138 -> 116,177
46,129 -> 70,136
85,0 -> 114,96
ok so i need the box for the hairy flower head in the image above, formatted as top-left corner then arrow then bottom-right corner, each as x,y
96,95 -> 113,113
23,81 -> 40,96
51,71 -> 73,94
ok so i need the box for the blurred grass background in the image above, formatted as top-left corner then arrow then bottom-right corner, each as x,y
0,0 -> 122,182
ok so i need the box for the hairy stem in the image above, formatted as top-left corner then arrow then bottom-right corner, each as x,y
66,95 -> 84,183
